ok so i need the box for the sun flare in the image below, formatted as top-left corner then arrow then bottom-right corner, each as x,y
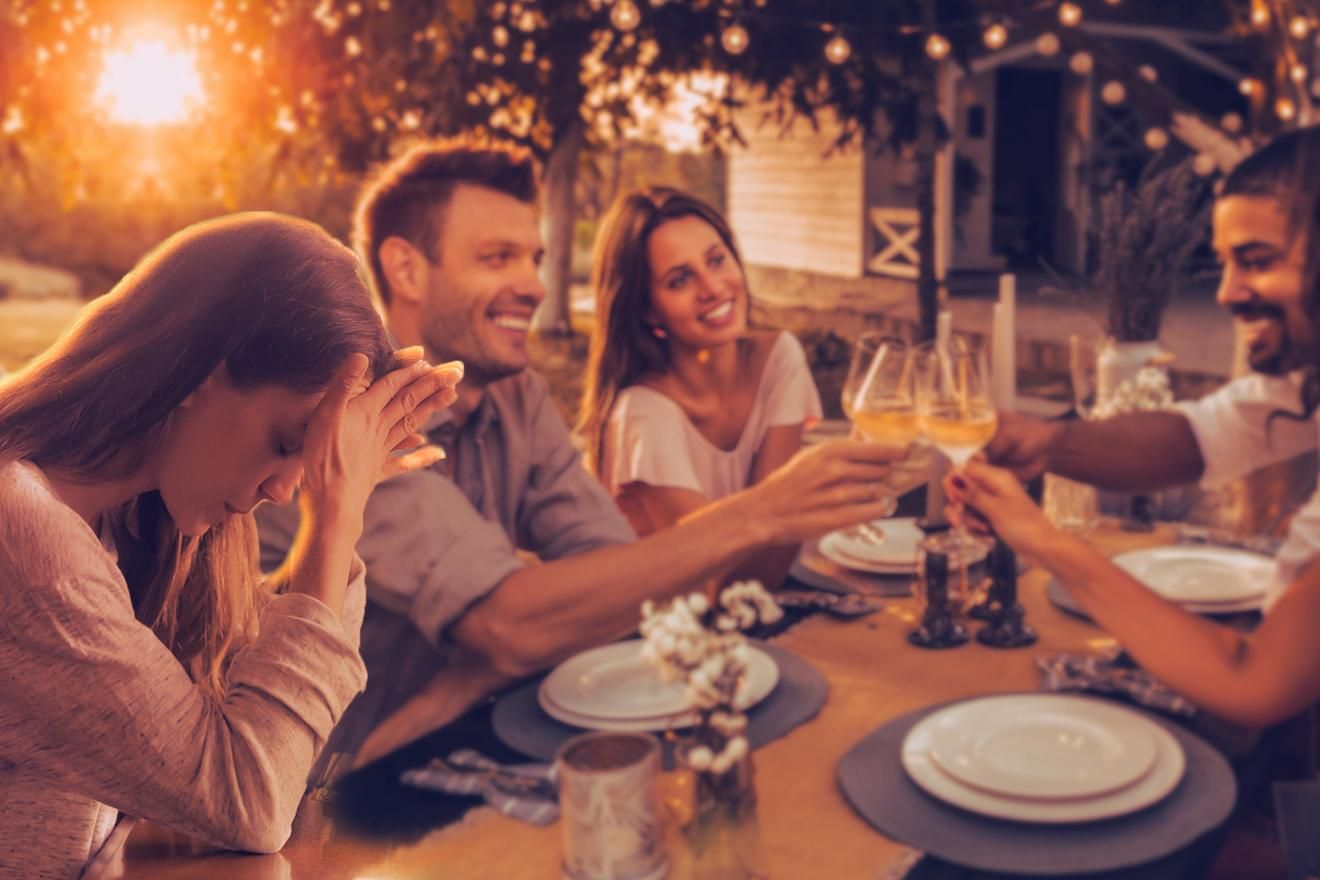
96,39 -> 204,126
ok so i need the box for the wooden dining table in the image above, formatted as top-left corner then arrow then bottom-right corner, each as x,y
108,521 -> 1248,880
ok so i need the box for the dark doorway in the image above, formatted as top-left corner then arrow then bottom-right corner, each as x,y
992,68 -> 1062,268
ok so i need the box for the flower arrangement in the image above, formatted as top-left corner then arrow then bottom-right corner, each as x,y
1089,365 -> 1175,420
1092,160 -> 1211,343
640,581 -> 782,878
640,582 -> 782,774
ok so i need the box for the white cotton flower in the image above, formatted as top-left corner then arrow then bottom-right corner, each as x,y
721,735 -> 749,764
641,599 -> 656,619
687,592 -> 710,615
737,606 -> 757,630
686,745 -> 714,771
716,615 -> 737,631
710,750 -> 734,775
710,710 -> 748,735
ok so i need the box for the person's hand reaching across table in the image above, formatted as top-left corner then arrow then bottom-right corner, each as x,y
981,412 -> 1064,481
944,457 -> 1057,561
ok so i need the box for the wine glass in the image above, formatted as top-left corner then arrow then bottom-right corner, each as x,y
841,334 -> 918,535
915,335 -> 996,589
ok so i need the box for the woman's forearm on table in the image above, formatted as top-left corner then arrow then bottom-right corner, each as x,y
1032,534 -> 1286,722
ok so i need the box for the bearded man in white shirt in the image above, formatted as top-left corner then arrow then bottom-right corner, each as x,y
986,125 -> 1320,609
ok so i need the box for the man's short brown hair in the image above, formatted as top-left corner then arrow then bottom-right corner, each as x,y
352,138 -> 539,306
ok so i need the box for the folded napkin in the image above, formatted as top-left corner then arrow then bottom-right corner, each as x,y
1037,649 -> 1196,718
401,749 -> 559,825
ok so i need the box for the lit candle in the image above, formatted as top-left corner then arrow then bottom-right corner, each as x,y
992,273 -> 1017,410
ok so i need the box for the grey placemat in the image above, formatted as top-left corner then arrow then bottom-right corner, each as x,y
492,642 -> 828,768
837,698 -> 1236,876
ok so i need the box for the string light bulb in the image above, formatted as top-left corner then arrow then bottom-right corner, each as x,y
1144,127 -> 1169,151
1193,153 -> 1218,177
1138,64 -> 1158,82
1035,32 -> 1061,56
1220,112 -> 1243,133
721,22 -> 749,55
1058,2 -> 1082,27
1251,5 -> 1270,28
1100,80 -> 1126,105
1277,97 -> 1298,120
824,32 -> 851,64
1238,77 -> 1261,96
610,0 -> 640,32
983,23 -> 1008,50
925,32 -> 951,60
1068,51 -> 1093,74
1293,63 -> 1309,84
1291,16 -> 1310,39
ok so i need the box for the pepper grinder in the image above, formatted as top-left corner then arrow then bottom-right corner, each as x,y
976,539 -> 1037,648
909,547 -> 969,649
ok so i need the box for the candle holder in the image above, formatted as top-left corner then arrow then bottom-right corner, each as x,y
909,543 -> 969,649
975,540 -> 1037,649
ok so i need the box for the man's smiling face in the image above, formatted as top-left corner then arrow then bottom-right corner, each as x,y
1213,194 -> 1316,375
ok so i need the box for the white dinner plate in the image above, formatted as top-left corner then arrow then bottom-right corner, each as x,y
538,682 -> 698,732
1048,579 -> 1265,617
925,695 -> 1158,800
1111,546 -> 1272,606
819,519 -> 925,573
540,640 -> 779,722
902,698 -> 1186,824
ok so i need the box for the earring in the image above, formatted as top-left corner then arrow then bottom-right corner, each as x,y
649,325 -> 667,340
696,349 -> 711,364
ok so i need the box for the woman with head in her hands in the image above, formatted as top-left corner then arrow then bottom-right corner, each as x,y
0,212 -> 460,879
947,128 -> 1320,728
579,187 -> 823,586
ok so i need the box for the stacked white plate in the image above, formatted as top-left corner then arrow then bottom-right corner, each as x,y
1111,546 -> 1272,613
818,517 -> 924,574
537,639 -> 780,732
901,694 -> 1186,823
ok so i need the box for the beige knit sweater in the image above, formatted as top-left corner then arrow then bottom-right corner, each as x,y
0,460 -> 368,879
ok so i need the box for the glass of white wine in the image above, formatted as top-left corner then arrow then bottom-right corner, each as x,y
841,334 -> 918,531
916,335 -> 997,580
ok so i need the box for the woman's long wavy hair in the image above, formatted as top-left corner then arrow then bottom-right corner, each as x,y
1221,125 -> 1320,422
0,213 -> 394,698
577,187 -> 745,475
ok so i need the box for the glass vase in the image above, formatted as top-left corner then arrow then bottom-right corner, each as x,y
670,744 -> 766,880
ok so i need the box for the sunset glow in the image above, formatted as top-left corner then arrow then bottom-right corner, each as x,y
96,39 -> 203,126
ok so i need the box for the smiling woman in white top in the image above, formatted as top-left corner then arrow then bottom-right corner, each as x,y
0,213 -> 459,879
578,187 -> 821,586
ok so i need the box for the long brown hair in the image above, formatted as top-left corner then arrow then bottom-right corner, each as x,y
577,187 -> 744,475
0,212 -> 394,697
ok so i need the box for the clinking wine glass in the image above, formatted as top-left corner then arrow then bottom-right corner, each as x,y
841,334 -> 918,540
915,335 -> 997,592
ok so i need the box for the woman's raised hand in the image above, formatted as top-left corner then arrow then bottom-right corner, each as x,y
300,348 -> 461,529
944,459 -> 1055,555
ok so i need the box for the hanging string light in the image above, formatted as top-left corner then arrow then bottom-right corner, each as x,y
1068,51 -> 1094,74
721,22 -> 749,55
1221,112 -> 1243,133
1292,63 -> 1309,84
1276,96 -> 1298,120
1193,153 -> 1218,176
1239,77 -> 1261,96
1137,64 -> 1158,82
983,22 -> 1008,50
1144,127 -> 1169,150
1035,32 -> 1061,56
824,32 -> 851,64
1100,80 -> 1126,104
1251,4 -> 1271,28
610,0 -> 640,32
925,32 -> 951,60
1058,3 -> 1083,27
1290,16 -> 1311,39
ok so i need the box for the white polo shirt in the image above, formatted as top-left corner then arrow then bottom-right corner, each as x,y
1177,371 -> 1320,609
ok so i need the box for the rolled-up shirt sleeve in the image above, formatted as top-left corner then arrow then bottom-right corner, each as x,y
1175,372 -> 1318,488
517,377 -> 637,560
256,471 -> 524,650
